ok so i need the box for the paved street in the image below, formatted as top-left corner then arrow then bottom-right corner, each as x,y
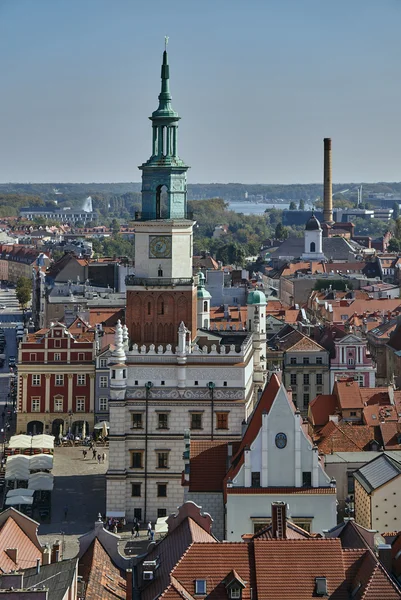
38,446 -> 108,557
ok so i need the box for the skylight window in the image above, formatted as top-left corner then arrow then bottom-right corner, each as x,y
195,580 -> 207,595
315,577 -> 328,596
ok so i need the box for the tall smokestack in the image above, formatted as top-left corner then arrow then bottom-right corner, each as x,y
323,138 -> 334,224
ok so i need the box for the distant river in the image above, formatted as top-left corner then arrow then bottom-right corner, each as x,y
227,201 -> 291,214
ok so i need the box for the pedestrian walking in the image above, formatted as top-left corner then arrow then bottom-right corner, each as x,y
97,453 -> 101,464
63,505 -> 68,520
135,521 -> 140,537
113,523 -> 118,534
147,521 -> 152,539
150,529 -> 155,542
82,449 -> 87,459
92,448 -> 97,460
102,452 -> 106,463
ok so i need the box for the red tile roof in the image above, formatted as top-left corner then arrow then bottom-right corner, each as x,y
189,441 -> 232,493
334,379 -> 364,410
315,421 -> 377,454
0,516 -> 42,573
309,395 -> 338,427
78,538 -> 126,600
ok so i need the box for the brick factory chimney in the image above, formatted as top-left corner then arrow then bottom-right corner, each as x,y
323,138 -> 334,225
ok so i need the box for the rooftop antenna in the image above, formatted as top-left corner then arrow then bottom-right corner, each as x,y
165,35 -> 169,51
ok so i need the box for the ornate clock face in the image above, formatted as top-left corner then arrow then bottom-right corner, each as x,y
275,432 -> 287,449
149,235 -> 172,258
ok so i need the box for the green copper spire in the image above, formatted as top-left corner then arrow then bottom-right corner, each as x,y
152,49 -> 178,120
139,43 -> 189,220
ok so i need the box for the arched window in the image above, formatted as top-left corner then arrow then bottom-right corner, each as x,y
310,242 -> 316,252
158,267 -> 163,277
203,300 -> 208,312
147,302 -> 151,315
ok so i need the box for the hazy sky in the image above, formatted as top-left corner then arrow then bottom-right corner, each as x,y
0,0 -> 400,184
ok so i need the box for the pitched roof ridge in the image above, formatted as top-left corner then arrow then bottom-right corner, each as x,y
168,577 -> 195,600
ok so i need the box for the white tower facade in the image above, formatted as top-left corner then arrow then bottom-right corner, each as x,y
196,271 -> 211,329
302,213 -> 325,261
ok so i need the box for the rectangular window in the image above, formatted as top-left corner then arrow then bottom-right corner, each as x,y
30,353 -> 37,362
77,374 -> 86,386
131,452 -> 143,469
316,357 -> 323,365
31,397 -> 40,412
99,398 -> 108,411
350,411 -> 357,417
99,359 -> 107,368
76,397 -> 85,412
134,508 -> 142,521
100,376 -> 108,388
251,472 -> 261,487
78,353 -> 84,361
191,413 -> 203,430
55,374 -> 64,386
316,373 -> 323,385
290,357 -> 297,365
302,471 -> 312,487
347,472 -> 355,494
216,412 -> 228,430
195,580 -> 207,596
54,397 -> 63,412
290,374 -> 297,386
54,353 -> 61,361
157,483 -> 167,497
54,339 -> 61,348
157,508 -> 167,518
132,413 -> 143,429
157,452 -> 169,469
303,374 -> 309,385
157,413 -> 169,430
230,590 -> 241,600
303,393 -> 310,406
32,374 -> 41,386
303,357 -> 310,365
131,483 -> 141,497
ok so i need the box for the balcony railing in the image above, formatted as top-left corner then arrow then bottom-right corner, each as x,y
125,276 -> 194,287
134,209 -> 194,221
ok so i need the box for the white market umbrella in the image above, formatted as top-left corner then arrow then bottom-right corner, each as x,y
29,454 -> 53,471
94,421 -> 109,430
82,421 -> 86,439
8,435 -> 32,449
5,495 -> 34,506
7,455 -> 29,467
31,435 -> 54,450
59,423 -> 63,437
102,421 -> 108,439
7,488 -> 34,498
28,472 -> 54,491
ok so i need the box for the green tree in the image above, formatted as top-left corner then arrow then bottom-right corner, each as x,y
111,218 -> 121,235
388,238 -> 401,252
216,243 -> 246,267
299,199 -> 305,210
289,201 -> 297,210
275,223 -> 289,240
393,202 -> 400,221
394,217 -> 401,240
16,277 -> 32,310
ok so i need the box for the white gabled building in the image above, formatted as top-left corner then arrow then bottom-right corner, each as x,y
224,374 -> 337,540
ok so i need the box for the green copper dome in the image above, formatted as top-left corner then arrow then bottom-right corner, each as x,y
247,290 -> 267,305
197,270 -> 211,299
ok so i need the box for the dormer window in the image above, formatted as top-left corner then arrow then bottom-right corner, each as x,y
230,589 -> 241,599
315,577 -> 328,596
195,580 -> 206,595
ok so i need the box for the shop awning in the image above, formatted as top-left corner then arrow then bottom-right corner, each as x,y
7,488 -> 35,498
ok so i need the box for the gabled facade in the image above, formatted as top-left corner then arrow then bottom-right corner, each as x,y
16,320 -> 96,436
330,333 -> 375,389
224,375 -> 337,539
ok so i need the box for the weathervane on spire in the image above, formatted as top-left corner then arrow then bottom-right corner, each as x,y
165,36 -> 169,51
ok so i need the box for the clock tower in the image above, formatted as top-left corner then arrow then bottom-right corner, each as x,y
126,47 -> 196,345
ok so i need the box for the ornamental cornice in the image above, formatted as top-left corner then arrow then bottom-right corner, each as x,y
126,388 -> 244,401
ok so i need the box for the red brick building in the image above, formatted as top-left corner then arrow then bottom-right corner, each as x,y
17,319 -> 96,436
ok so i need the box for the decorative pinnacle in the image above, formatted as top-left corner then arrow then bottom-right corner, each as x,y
165,36 -> 169,51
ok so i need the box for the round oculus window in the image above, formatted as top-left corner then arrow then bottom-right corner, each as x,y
275,432 -> 287,449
